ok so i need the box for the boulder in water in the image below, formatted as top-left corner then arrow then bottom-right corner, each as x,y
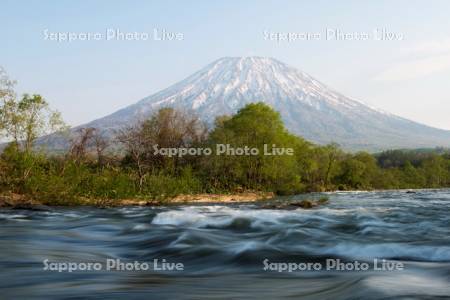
261,197 -> 329,210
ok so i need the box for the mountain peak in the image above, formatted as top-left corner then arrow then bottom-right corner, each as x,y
215,56 -> 279,61
209,56 -> 293,72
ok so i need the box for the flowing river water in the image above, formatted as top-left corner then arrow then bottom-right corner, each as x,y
0,190 -> 449,299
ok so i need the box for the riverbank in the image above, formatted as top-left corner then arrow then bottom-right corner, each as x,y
0,191 -> 275,208
2,188 -> 448,208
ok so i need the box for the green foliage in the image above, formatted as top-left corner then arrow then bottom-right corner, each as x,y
0,94 -> 66,152
141,167 -> 203,201
0,101 -> 449,205
206,102 -> 306,194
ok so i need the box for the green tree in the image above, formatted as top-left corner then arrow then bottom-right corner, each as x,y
305,143 -> 343,191
421,155 -> 449,187
401,161 -> 426,188
0,90 -> 66,152
207,102 -> 304,193
336,152 -> 379,189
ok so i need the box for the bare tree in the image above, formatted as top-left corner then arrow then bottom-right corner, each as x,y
116,107 -> 208,191
69,127 -> 96,163
116,123 -> 148,191
93,131 -> 109,166
141,108 -> 208,170
68,127 -> 109,165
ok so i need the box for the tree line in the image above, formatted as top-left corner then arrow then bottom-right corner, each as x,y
1,67 -> 449,204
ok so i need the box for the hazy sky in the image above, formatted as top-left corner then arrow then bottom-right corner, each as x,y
1,0 -> 450,129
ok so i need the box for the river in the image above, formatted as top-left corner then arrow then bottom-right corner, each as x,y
0,190 -> 449,299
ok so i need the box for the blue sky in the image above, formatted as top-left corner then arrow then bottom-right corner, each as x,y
1,0 -> 450,129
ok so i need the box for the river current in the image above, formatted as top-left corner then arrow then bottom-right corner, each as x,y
0,190 -> 449,299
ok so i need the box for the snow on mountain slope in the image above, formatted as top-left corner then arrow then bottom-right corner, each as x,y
60,57 -> 450,151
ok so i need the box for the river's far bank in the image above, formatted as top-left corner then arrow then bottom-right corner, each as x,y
0,191 -> 275,208
2,187 -> 449,209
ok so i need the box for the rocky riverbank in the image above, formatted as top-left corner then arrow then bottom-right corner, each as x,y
0,192 -> 275,208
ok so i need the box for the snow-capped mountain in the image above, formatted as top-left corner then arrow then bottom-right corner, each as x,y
66,57 -> 450,150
